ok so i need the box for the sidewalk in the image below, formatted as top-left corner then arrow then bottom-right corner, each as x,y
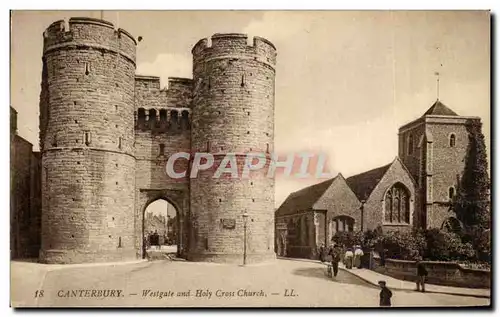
11,258 -> 148,271
339,265 -> 490,299
276,257 -> 490,299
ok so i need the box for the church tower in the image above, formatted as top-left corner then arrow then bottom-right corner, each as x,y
398,100 -> 482,229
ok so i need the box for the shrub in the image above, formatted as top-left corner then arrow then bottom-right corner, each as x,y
332,231 -> 364,248
377,229 -> 426,260
424,228 -> 475,261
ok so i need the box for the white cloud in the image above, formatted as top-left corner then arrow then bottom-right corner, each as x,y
242,11 -> 317,43
136,53 -> 192,87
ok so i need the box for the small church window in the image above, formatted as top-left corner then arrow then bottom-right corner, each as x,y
159,143 -> 165,156
449,134 -> 456,147
407,134 -> 414,155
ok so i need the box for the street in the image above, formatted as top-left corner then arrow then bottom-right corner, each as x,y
11,259 -> 490,308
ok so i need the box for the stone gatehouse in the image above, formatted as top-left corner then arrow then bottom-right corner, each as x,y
25,17 -> 277,264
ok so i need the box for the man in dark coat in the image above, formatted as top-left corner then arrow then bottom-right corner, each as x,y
328,244 -> 342,277
415,256 -> 428,292
378,280 -> 392,307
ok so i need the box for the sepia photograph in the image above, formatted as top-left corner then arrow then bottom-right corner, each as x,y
9,9 -> 491,308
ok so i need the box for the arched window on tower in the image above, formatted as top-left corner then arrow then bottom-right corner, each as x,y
384,183 -> 411,224
449,133 -> 456,147
448,186 -> 455,200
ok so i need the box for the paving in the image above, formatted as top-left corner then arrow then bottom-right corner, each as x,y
10,258 -> 490,308
338,265 -> 490,299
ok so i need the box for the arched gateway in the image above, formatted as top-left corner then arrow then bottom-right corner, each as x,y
137,189 -> 189,259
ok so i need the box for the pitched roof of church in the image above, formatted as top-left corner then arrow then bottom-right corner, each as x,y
345,163 -> 392,201
423,100 -> 458,116
275,176 -> 337,215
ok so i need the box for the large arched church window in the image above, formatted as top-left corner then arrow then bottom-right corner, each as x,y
384,183 -> 411,224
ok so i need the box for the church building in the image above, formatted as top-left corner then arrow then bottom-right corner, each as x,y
274,100 -> 483,259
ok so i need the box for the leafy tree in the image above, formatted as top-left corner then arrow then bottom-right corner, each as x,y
453,118 -> 490,230
452,119 -> 490,259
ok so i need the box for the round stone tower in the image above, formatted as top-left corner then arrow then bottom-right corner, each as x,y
189,33 -> 276,263
39,17 -> 137,263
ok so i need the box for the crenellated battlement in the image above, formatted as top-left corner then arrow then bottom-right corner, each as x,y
43,17 -> 137,64
135,106 -> 191,133
192,33 -> 277,69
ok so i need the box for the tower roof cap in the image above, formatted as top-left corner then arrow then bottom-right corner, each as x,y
422,99 -> 459,117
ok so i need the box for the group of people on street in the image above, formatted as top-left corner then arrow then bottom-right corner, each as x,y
318,243 -> 365,270
143,230 -> 168,251
318,242 -> 429,307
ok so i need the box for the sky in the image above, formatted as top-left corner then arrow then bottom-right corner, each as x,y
10,10 -> 490,209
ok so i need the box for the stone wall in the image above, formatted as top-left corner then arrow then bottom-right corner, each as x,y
133,74 -> 191,259
39,17 -> 137,264
373,257 -> 491,289
426,120 -> 470,228
275,211 -> 316,259
10,135 -> 41,258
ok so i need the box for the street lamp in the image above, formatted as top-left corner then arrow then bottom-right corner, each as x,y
360,200 -> 366,232
242,212 -> 249,266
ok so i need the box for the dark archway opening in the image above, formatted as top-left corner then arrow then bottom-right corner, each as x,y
142,199 -> 179,259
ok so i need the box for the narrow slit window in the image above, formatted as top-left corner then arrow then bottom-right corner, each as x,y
51,134 -> 58,147
241,74 -> 245,87
118,137 -> 122,149
84,62 -> 90,75
84,132 -> 91,146
159,143 -> 165,156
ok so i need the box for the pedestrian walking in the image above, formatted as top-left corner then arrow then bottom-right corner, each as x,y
344,248 -> 354,269
318,244 -> 325,262
328,244 -> 342,277
415,256 -> 428,292
153,230 -> 160,250
354,245 -> 364,269
378,280 -> 392,307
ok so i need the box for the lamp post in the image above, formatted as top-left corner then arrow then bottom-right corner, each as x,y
360,200 -> 366,232
242,212 -> 249,266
